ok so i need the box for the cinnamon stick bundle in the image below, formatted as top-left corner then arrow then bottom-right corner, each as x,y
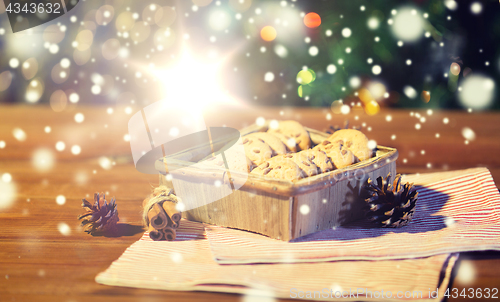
143,186 -> 182,241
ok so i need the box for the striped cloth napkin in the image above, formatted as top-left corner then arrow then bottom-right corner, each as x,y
96,220 -> 458,301
206,168 -> 500,264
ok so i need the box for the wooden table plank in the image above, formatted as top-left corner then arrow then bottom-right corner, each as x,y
0,105 -> 499,301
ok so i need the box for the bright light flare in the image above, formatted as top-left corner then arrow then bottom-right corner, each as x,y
153,51 -> 235,110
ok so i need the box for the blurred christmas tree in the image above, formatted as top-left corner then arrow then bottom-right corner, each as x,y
0,0 -> 498,112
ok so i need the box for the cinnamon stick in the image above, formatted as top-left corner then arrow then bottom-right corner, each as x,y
162,201 -> 182,223
148,225 -> 164,241
162,227 -> 176,241
148,203 -> 168,229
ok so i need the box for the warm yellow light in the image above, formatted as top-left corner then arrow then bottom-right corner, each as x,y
365,100 -> 380,115
260,26 -> 277,42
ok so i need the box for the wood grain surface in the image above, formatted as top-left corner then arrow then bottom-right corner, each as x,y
0,105 -> 499,301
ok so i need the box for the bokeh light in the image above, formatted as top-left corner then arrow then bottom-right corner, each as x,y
462,127 -> 476,141
470,2 -> 482,15
459,75 -> 495,110
392,8 -> 424,42
326,64 -> 337,74
296,69 -> 314,84
260,26 -> 277,42
0,177 -> 17,210
32,148 -> 55,172
209,9 -> 231,31
365,100 -> 380,115
341,27 -> 351,38
56,195 -> 66,205
12,128 -> 27,141
404,85 -> 417,99
304,12 -> 321,28
57,222 -> 71,236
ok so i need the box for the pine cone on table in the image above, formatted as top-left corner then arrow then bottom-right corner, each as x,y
78,192 -> 119,234
364,173 -> 418,228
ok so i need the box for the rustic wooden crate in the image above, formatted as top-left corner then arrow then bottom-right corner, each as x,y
157,125 -> 397,241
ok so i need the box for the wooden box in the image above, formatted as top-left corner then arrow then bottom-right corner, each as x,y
157,125 -> 397,241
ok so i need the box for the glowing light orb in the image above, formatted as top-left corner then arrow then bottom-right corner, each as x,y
274,45 -> 288,58
371,65 -> 382,75
365,100 -> 380,116
99,157 -> 112,170
296,69 -> 314,84
462,127 -> 476,141
459,75 -> 495,110
74,113 -> 84,123
392,8 -> 424,42
57,222 -> 71,236
470,2 -> 482,14
308,46 -> 319,56
0,141 -> 5,148
445,0 -> 458,11
209,9 -> 231,31
303,12 -> 321,28
367,140 -> 377,150
0,179 -> 16,210
56,195 -> 66,205
341,27 -> 351,38
71,145 -> 81,155
268,120 -> 279,130
260,26 -> 277,42
349,77 -> 361,89
9,58 -> 20,68
404,86 -> 417,99
69,93 -> 79,103
60,58 -> 71,68
55,141 -> 65,151
367,17 -> 379,30
13,128 -> 27,141
299,204 -> 310,215
256,117 -> 266,127
456,261 -> 476,285
2,173 -> 12,183
32,148 -> 55,172
340,105 -> 350,115
264,72 -> 275,82
326,64 -> 337,74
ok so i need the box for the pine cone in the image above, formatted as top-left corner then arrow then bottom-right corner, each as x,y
78,192 -> 119,234
364,173 -> 418,227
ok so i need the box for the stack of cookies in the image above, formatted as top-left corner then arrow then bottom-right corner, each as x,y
244,120 -> 374,182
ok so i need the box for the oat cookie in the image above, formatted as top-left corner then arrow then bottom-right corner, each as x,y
314,140 -> 355,169
268,120 -> 311,151
267,132 -> 297,153
251,157 -> 303,182
281,153 -> 319,177
327,129 -> 373,162
298,149 -> 334,174
242,137 -> 273,166
245,132 -> 287,156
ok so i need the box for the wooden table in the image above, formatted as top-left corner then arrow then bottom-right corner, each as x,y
1,105 -> 499,301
